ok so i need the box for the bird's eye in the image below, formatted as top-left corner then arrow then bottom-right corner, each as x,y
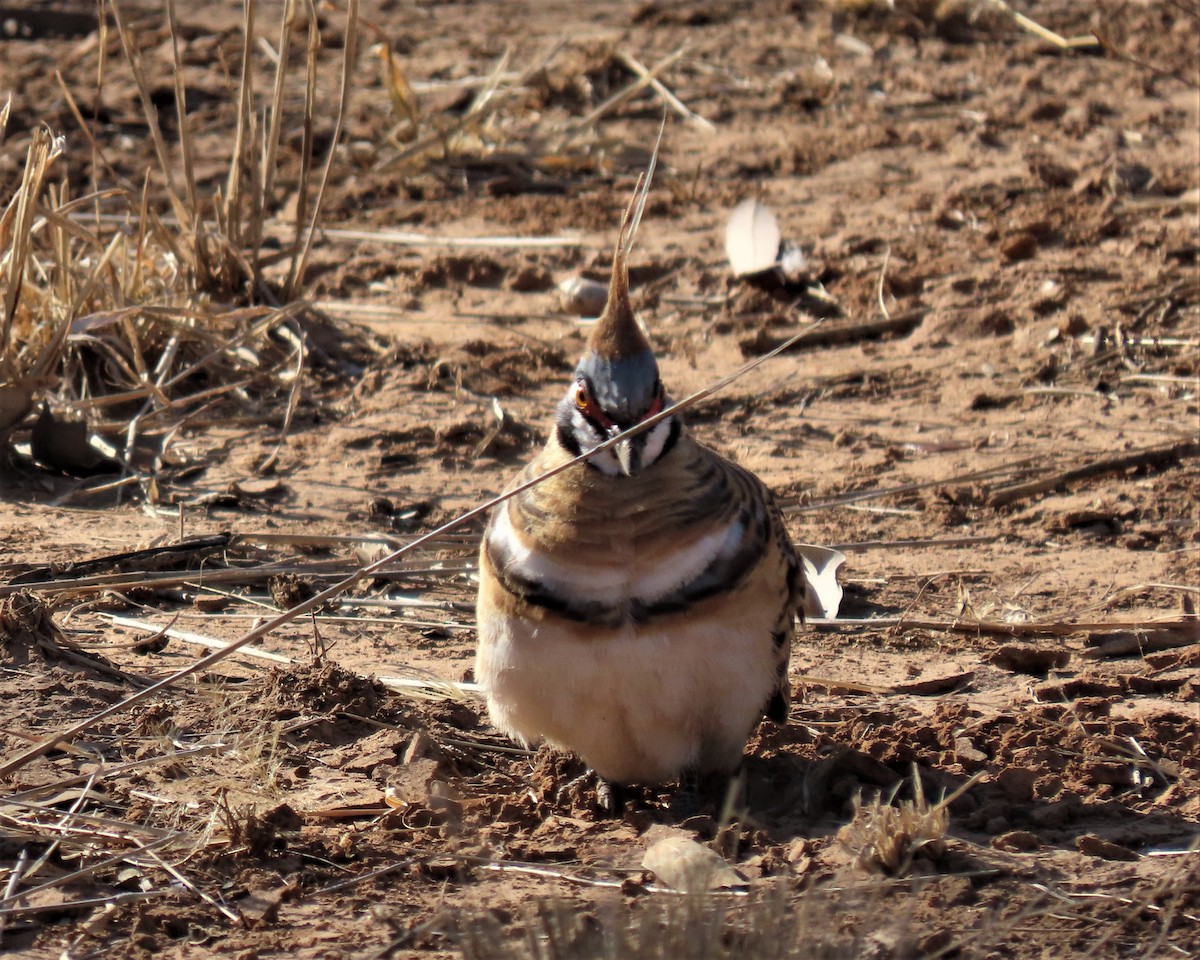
575,382 -> 590,410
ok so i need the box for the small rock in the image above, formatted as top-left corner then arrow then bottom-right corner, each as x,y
1034,774 -> 1064,800
1127,670 -> 1191,694
385,757 -> 442,805
785,837 -> 812,863
558,276 -> 608,317
237,884 -> 293,926
1001,232 -> 1039,262
1034,678 -> 1123,702
892,666 -> 974,695
954,737 -> 988,765
192,593 -> 230,614
1074,696 -> 1116,716
1112,163 -> 1155,194
932,875 -> 977,907
1057,313 -> 1088,337
643,823 -> 696,846
994,766 -> 1039,802
1030,797 -> 1080,828
1078,760 -> 1131,787
1077,834 -> 1139,861
969,392 -> 1018,411
1029,157 -> 1077,189
991,830 -> 1040,852
917,929 -> 954,955
507,264 -> 553,292
268,573 -> 319,610
642,836 -> 746,893
403,731 -> 440,764
1118,533 -> 1153,550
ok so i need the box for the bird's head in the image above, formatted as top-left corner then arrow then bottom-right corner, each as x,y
556,224 -> 676,477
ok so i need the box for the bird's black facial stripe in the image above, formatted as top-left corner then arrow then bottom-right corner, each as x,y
555,419 -> 582,457
555,375 -> 674,476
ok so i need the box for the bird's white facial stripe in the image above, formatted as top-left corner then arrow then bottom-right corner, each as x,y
569,407 -> 673,477
492,501 -> 743,607
567,407 -> 621,476
639,417 -> 672,470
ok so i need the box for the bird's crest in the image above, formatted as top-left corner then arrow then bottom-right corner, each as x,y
586,122 -> 663,363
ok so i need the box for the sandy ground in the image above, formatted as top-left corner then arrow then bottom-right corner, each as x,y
1,1 -> 1198,957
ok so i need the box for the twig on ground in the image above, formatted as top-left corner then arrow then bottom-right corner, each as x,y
0,889 -> 170,921
314,226 -> 587,249
105,615 -> 292,665
566,46 -> 688,137
987,438 -> 1200,507
808,615 -> 1196,641
0,835 -> 177,913
1080,626 -> 1199,659
799,676 -> 894,696
1092,28 -> 1200,89
139,845 -> 239,923
876,246 -> 891,320
830,536 -> 998,552
8,535 -> 232,584
980,0 -> 1099,48
742,309 -> 927,355
4,743 -> 231,802
1121,374 -> 1200,388
786,460 -> 1039,512
376,676 -> 482,700
613,49 -> 715,133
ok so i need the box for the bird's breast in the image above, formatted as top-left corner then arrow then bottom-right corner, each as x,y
482,435 -> 783,629
487,496 -> 746,615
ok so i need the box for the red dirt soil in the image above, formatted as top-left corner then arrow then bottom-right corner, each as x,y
1,1 -> 1198,958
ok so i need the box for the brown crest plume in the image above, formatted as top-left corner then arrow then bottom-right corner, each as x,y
586,121 -> 664,362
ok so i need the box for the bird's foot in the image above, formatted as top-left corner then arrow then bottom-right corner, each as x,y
595,775 -> 629,817
554,768 -> 592,806
556,768 -> 629,816
670,768 -> 749,822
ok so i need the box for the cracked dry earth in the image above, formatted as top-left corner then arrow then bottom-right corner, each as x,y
1,1 -> 1198,958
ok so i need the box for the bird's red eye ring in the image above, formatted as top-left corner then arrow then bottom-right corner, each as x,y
574,379 -> 616,429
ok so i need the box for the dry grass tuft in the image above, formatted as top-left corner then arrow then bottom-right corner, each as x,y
103,0 -> 349,304
837,766 -> 979,875
0,0 -> 365,489
0,120 -> 69,438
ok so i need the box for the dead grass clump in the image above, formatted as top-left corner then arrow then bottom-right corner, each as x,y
101,0 -> 348,304
0,120 -> 68,440
0,0 -> 365,488
837,766 -> 978,875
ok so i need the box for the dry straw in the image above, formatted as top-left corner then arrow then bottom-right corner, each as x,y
1,0 -> 364,488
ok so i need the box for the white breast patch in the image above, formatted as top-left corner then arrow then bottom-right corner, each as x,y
492,503 -> 744,608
